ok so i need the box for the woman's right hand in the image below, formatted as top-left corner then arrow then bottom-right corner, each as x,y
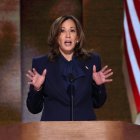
26,68 -> 47,91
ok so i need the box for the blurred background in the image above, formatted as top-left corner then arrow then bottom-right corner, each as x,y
0,0 -> 139,125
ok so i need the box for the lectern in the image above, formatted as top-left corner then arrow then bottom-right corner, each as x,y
0,121 -> 140,140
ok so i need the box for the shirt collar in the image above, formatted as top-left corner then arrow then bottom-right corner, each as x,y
58,54 -> 85,80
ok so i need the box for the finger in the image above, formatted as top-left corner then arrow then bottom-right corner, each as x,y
28,70 -> 35,77
105,72 -> 113,78
101,65 -> 108,73
42,69 -> 47,76
93,65 -> 96,73
105,79 -> 113,83
27,81 -> 33,85
33,68 -> 38,75
103,69 -> 112,75
26,74 -> 33,80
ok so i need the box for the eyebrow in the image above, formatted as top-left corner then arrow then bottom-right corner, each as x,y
61,27 -> 76,29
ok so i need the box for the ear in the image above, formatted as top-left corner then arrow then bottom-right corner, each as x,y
76,36 -> 79,44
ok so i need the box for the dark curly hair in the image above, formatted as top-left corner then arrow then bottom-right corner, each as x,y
47,15 -> 91,61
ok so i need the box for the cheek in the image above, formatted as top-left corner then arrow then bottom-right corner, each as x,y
58,35 -> 64,43
57,39 -> 60,45
74,35 -> 78,41
57,37 -> 62,46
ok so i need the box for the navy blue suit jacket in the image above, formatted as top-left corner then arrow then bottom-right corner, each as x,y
26,53 -> 107,121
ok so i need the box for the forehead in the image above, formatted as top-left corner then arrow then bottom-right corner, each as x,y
61,19 -> 76,28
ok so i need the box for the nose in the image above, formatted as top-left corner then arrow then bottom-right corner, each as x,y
66,31 -> 70,38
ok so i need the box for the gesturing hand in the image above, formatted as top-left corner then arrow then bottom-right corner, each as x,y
92,65 -> 113,85
26,68 -> 47,91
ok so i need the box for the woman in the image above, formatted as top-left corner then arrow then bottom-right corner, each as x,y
26,15 -> 113,121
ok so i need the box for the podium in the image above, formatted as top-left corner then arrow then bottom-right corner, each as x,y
0,121 -> 140,140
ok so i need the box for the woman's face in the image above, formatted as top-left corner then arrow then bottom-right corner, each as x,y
58,19 -> 78,55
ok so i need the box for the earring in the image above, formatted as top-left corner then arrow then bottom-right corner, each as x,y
76,40 -> 79,43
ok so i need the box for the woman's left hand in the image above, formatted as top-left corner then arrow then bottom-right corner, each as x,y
92,65 -> 113,85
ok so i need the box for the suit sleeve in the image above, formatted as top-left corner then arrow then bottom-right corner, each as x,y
26,58 -> 44,114
92,54 -> 107,108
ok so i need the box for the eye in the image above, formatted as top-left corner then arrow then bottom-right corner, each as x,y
60,29 -> 65,33
70,29 -> 76,32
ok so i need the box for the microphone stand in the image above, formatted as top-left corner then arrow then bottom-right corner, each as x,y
70,84 -> 74,121
68,74 -> 75,121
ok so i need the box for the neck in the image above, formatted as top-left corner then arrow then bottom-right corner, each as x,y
59,50 -> 73,61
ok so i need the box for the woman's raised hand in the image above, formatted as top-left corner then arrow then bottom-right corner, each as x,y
92,65 -> 113,85
26,68 -> 47,91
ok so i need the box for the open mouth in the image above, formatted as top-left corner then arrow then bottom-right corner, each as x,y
64,40 -> 72,46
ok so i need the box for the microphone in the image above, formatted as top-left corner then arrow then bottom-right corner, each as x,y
68,73 -> 75,83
